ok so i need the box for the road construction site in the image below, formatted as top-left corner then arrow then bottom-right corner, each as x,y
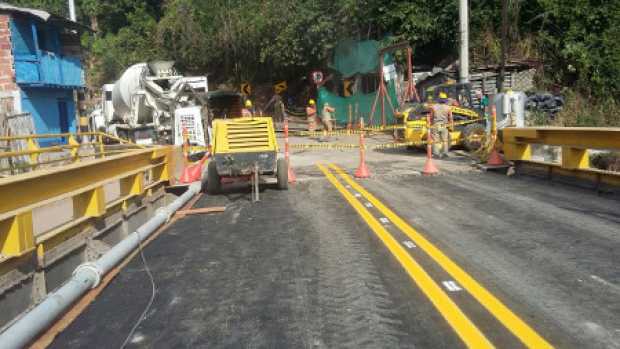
0,3 -> 619,348
25,130 -> 615,349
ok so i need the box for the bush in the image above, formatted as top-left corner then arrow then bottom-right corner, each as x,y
553,91 -> 620,127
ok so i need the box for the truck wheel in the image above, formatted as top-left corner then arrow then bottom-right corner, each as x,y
462,123 -> 486,151
205,161 -> 221,194
276,158 -> 288,190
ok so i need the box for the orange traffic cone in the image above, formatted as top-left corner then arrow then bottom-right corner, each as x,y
288,160 -> 296,183
486,105 -> 505,166
422,116 -> 439,176
354,118 -> 371,178
487,148 -> 505,166
179,154 -> 209,184
422,156 -> 439,176
284,118 -> 296,183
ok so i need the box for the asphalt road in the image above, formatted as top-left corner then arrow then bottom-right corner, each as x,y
51,155 -> 619,348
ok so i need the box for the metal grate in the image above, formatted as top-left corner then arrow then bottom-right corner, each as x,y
225,120 -> 271,150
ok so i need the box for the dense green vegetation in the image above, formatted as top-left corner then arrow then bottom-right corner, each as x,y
7,0 -> 620,105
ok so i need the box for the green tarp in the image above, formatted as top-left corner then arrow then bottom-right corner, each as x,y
318,39 -> 400,126
317,80 -> 399,126
329,40 -> 381,78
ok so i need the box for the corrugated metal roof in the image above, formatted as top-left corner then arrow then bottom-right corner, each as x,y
0,2 -> 90,31
0,3 -> 52,21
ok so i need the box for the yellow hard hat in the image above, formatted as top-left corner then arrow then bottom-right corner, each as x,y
439,92 -> 448,99
245,100 -> 252,108
309,99 -> 316,105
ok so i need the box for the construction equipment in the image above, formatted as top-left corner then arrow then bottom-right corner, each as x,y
99,61 -> 208,145
204,116 -> 287,194
395,82 -> 486,151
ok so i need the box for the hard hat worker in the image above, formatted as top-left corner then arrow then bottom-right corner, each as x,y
321,102 -> 335,132
429,92 -> 454,158
242,99 -> 254,117
306,99 -> 317,132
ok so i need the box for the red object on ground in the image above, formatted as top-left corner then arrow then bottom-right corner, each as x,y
422,156 -> 439,176
487,148 -> 505,166
284,118 -> 296,183
179,154 -> 209,184
422,115 -> 439,176
354,119 -> 371,178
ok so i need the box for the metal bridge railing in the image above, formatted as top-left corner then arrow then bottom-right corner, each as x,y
503,127 -> 620,187
0,146 -> 173,260
0,144 -> 175,331
0,132 -> 144,176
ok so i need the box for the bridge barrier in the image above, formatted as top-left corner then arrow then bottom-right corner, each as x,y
503,127 -> 620,187
0,132 -> 142,176
0,143 -> 178,330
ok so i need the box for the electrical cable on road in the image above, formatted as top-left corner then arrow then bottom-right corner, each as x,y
119,238 -> 157,349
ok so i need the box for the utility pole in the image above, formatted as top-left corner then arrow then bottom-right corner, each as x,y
68,0 -> 76,21
459,0 -> 469,83
498,0 -> 508,92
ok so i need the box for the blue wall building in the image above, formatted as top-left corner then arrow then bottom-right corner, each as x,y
0,4 -> 85,145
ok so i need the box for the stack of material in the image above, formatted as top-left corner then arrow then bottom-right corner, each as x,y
0,112 -> 36,175
525,93 -> 564,116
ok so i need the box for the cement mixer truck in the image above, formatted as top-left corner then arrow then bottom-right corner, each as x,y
103,61 -> 208,146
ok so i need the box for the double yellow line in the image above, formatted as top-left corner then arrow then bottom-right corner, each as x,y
318,163 -> 554,349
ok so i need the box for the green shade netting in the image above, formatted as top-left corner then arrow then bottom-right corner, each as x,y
319,39 -> 400,125
329,40 -> 382,78
317,78 -> 399,126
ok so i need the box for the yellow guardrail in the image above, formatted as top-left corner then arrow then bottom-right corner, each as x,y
0,145 -> 173,263
503,127 -> 620,186
0,132 -> 142,175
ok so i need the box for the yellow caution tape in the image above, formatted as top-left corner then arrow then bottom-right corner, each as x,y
370,140 -> 426,150
289,140 -> 427,151
290,125 -> 406,137
289,142 -> 360,150
290,129 -> 371,137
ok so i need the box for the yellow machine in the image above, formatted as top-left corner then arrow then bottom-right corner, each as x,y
395,83 -> 487,151
204,116 -> 287,193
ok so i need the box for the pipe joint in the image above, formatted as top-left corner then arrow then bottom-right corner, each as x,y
73,263 -> 103,289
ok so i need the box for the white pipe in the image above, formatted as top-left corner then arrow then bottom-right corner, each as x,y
459,0 -> 469,83
0,183 -> 201,349
68,0 -> 76,21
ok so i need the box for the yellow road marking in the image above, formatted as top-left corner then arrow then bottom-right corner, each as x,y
317,164 -> 494,349
329,163 -> 554,349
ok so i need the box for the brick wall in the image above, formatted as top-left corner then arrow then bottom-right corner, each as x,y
0,14 -> 17,94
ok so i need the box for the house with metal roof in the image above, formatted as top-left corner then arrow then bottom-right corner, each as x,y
0,3 -> 86,145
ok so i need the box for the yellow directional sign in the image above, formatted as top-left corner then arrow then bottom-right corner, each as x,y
344,79 -> 354,97
274,81 -> 287,94
241,83 -> 251,96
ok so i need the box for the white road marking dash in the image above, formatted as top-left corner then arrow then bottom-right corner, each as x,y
403,241 -> 416,249
379,217 -> 390,224
365,202 -> 373,208
442,281 -> 462,292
